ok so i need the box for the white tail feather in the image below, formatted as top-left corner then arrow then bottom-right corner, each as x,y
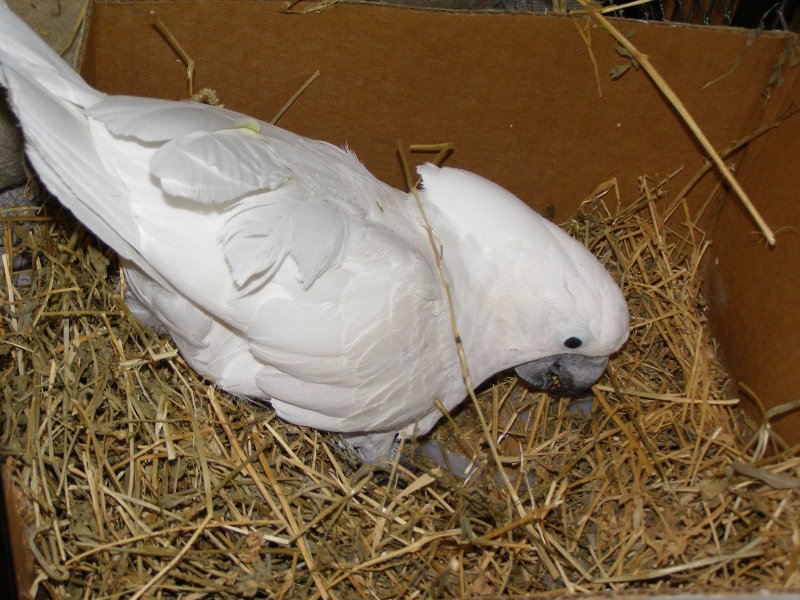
0,2 -> 168,287
0,2 -> 97,107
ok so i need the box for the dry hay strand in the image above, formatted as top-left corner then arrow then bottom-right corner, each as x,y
1,178 -> 799,599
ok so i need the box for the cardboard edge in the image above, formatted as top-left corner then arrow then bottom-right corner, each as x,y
2,461 -> 35,600
303,0 -> 800,39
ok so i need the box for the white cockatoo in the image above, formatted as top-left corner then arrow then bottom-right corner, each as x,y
0,3 -> 628,462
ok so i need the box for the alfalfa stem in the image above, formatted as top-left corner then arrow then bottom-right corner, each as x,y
150,13 -> 195,98
272,70 -> 321,125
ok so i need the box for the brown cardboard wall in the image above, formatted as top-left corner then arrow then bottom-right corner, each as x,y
84,2 -> 789,212
708,68 -> 800,443
2,462 -> 33,600
81,0 -> 800,442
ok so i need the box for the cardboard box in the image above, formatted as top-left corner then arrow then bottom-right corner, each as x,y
4,1 -> 800,596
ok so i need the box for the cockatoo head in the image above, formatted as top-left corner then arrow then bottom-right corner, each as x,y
418,165 -> 629,397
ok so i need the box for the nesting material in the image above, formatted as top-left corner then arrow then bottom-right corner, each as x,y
1,175 -> 799,599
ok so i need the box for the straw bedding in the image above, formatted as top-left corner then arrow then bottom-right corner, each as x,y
1,173 -> 799,599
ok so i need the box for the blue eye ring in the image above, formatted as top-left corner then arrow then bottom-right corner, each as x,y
564,336 -> 582,349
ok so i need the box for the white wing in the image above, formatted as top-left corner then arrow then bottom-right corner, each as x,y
85,93 -> 456,434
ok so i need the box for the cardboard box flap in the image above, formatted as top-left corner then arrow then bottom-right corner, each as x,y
708,65 -> 800,440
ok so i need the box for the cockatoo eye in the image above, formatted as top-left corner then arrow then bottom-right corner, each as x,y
563,336 -> 583,349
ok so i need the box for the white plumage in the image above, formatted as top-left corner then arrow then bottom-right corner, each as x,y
0,3 -> 629,461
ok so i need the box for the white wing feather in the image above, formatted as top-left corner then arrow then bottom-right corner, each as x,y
88,96 -> 243,141
220,191 -> 354,290
150,127 -> 290,204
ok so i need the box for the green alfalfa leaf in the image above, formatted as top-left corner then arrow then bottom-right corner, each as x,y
610,63 -> 633,80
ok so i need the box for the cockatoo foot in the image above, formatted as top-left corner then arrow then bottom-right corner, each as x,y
417,440 -> 479,479
339,430 -> 399,464
417,440 -> 537,489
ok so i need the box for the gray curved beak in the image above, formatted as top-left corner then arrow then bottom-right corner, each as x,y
514,354 -> 608,397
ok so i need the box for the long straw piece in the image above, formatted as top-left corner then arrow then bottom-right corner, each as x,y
397,142 -> 569,586
579,4 -> 776,246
